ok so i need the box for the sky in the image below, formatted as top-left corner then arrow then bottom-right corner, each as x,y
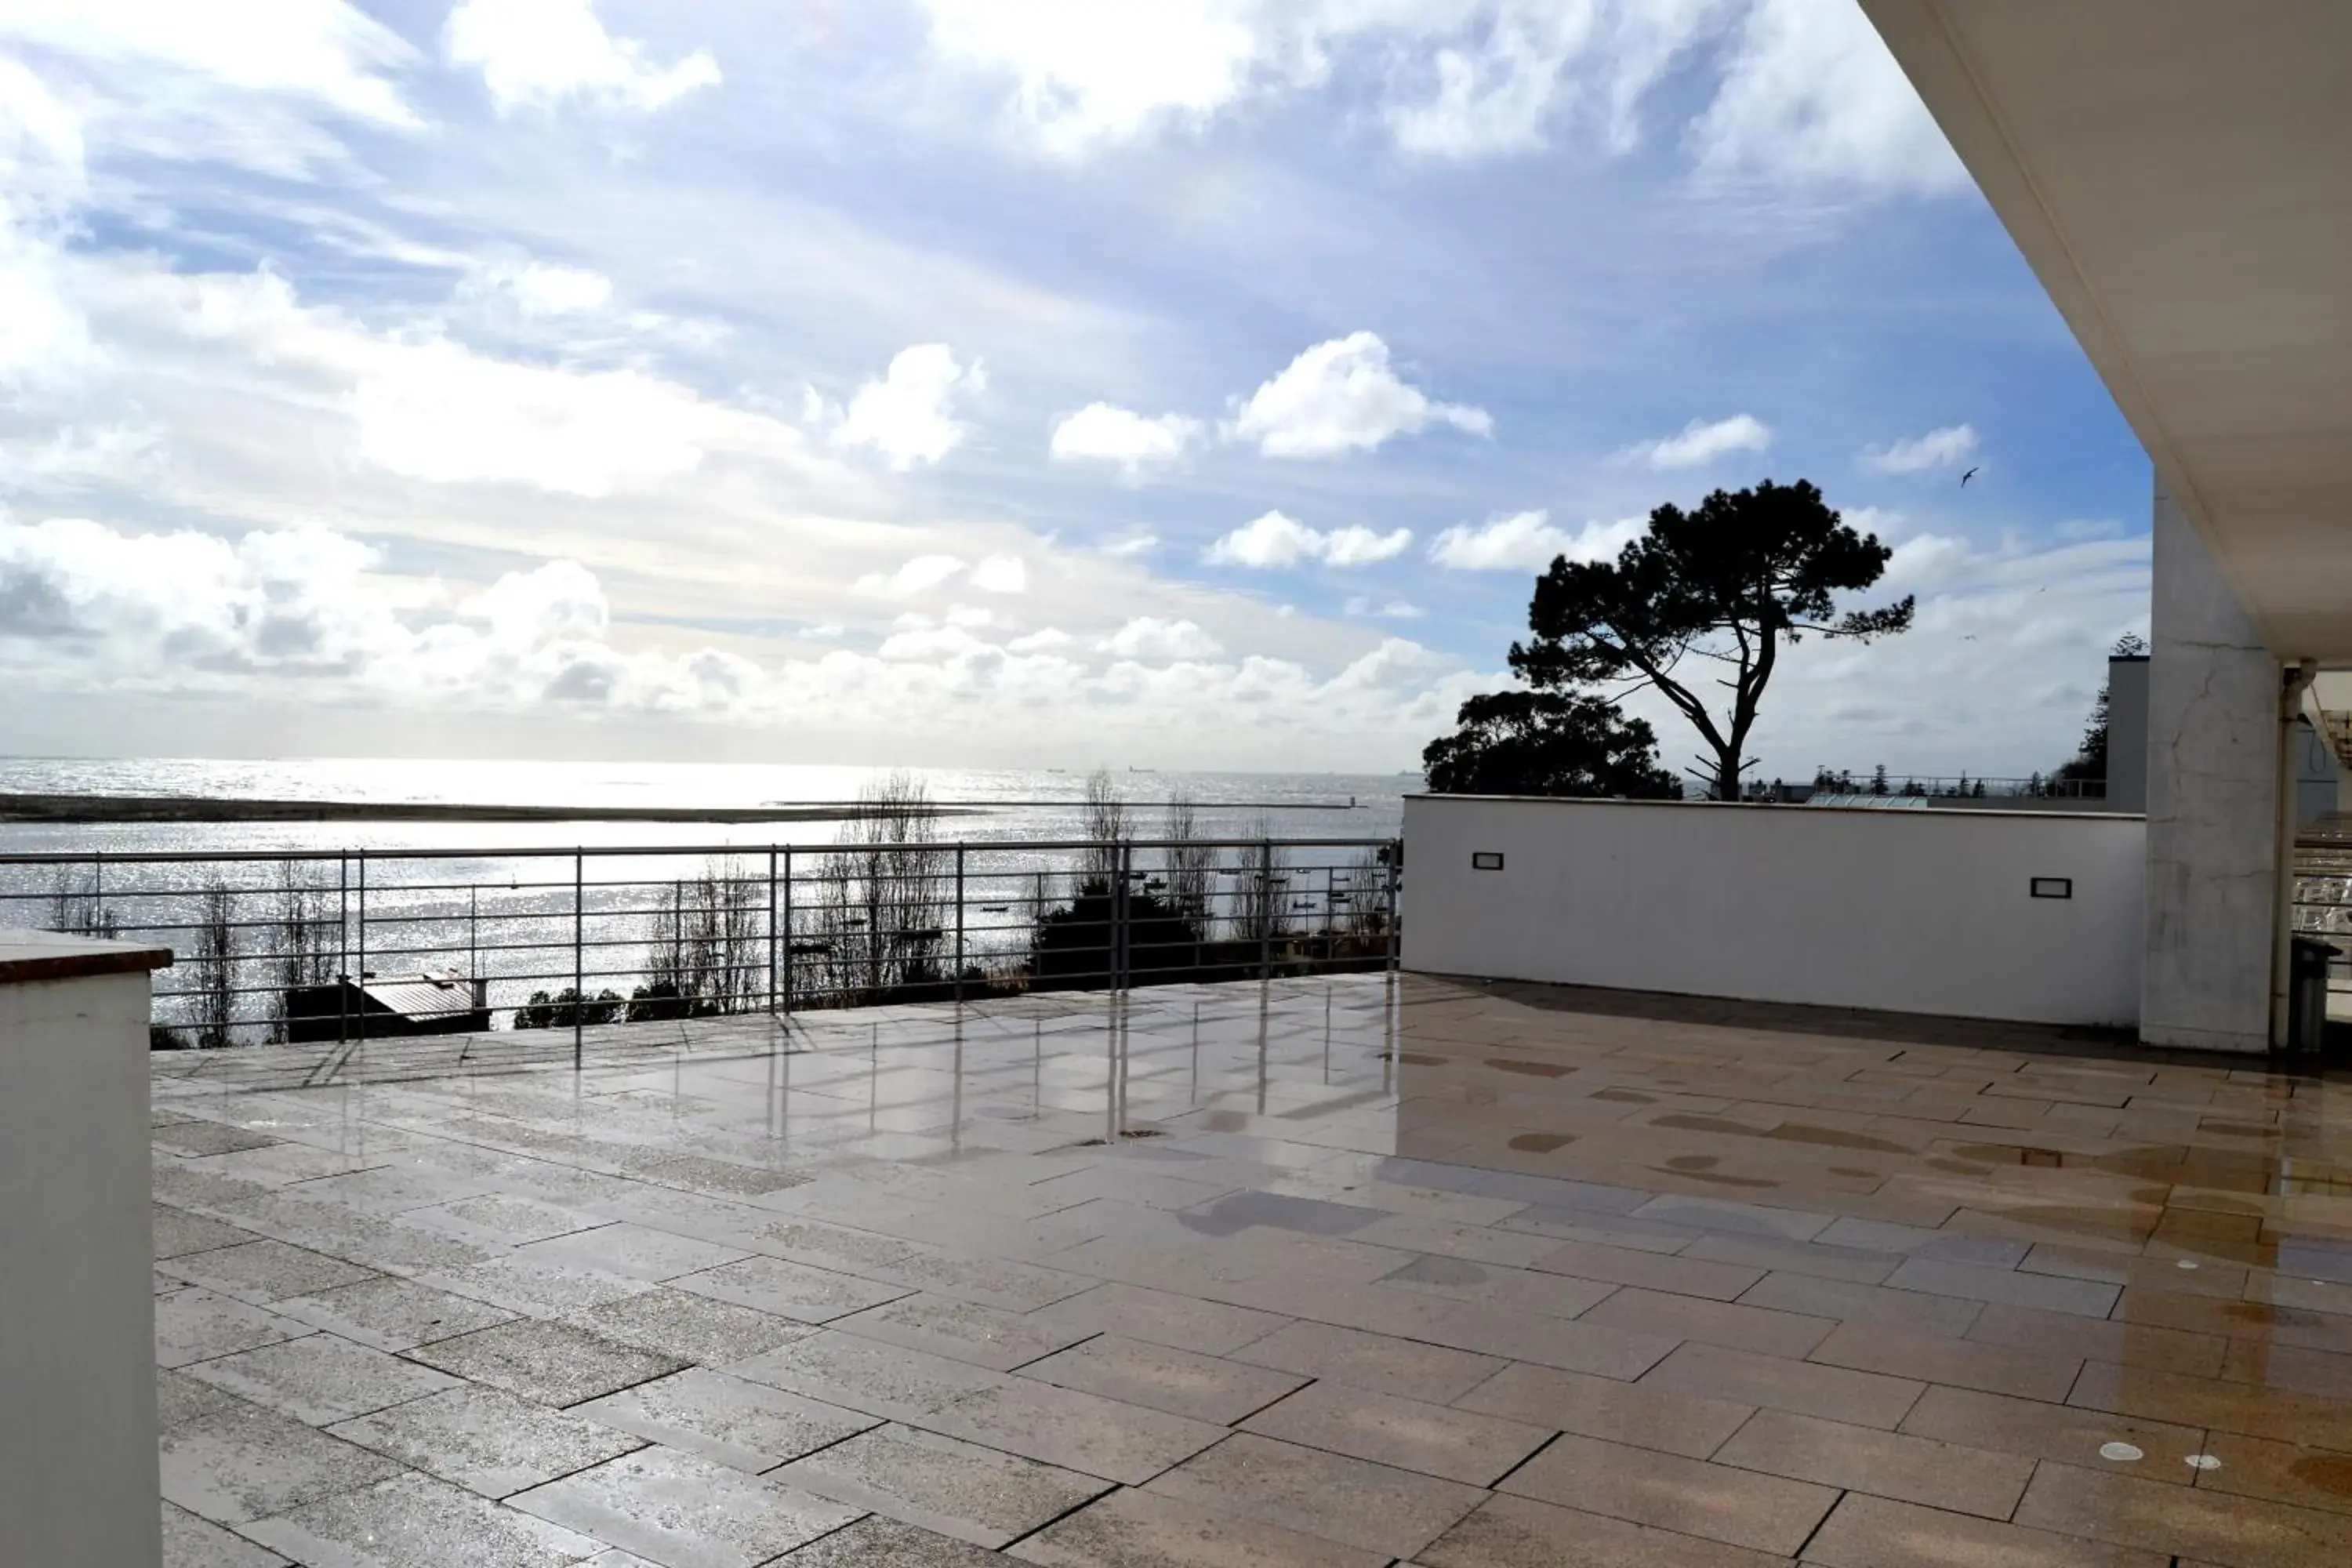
0,0 -> 2154,780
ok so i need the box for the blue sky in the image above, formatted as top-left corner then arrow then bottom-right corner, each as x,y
0,0 -> 2151,778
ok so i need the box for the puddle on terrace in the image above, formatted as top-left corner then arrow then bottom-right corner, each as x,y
1940,1141 -> 2342,1196
1484,1058 -> 1577,1079
2291,1454 -> 2352,1498
1508,1133 -> 1574,1153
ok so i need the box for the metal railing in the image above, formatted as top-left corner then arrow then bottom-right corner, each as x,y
2,836 -> 1401,1055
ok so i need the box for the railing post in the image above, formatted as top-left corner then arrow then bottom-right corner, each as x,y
572,848 -> 583,1069
781,845 -> 793,1018
768,848 -> 779,1018
1115,841 -> 1130,993
1259,839 -> 1272,982
1385,839 -> 1401,975
954,844 -> 966,1004
355,849 -> 367,1043
337,853 -> 349,1044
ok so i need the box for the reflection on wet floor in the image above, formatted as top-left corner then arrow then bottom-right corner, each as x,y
149,972 -> 2352,1565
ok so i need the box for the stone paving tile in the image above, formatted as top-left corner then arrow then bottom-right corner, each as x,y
1714,1406 -> 2034,1519
516,1221 -> 750,1282
1011,1486 -> 1390,1568
566,1285 -> 817,1364
1532,1239 -> 1767,1301
187,1332 -> 462,1425
677,1253 -> 913,1323
513,1445 -> 861,1568
1377,1253 -> 1622,1319
160,1402 -> 406,1525
1736,1270 -> 1984,1334
926,1370 -> 1229,1483
1807,1319 -> 2081,1402
780,1515 -> 1014,1566
162,1500 -> 290,1568
2014,1460 -> 2352,1567
416,1254 -> 654,1320
156,1204 -> 266,1260
1802,1491 -> 2172,1568
1455,1359 -> 1754,1460
1415,1300 -> 1680,1380
161,1366 -> 244,1431
157,1288 -> 314,1369
1232,1319 -> 1506,1404
155,1121 -> 284,1158
1885,1256 -> 2122,1318
1896,1384 -> 2207,1481
274,1276 -> 521,1352
576,1368 -> 877,1473
1499,1429 -> 1838,1556
1022,1334 -> 1307,1424
240,1472 -> 606,1568
401,1193 -> 606,1247
405,1319 -> 687,1407
778,1423 -> 1109,1549
1241,1379 -> 1553,1486
1411,1491 -> 1791,1568
162,1239 -> 379,1305
1639,1341 -> 1924,1428
832,1292 -> 1091,1370
327,1385 -> 646,1499
1580,1286 -> 1836,1359
1143,1432 -> 1486,1559
1679,1232 -> 1904,1285
728,1330 -> 1011,1421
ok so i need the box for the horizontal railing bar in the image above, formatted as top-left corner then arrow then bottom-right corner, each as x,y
0,835 -> 1392,867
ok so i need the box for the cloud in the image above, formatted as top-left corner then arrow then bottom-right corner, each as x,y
1429,510 -> 1644,571
1860,423 -> 1979,474
1345,597 -> 1425,619
1615,412 -> 1772,470
815,343 -> 985,470
1007,626 -> 1073,652
912,2 -> 1730,164
1048,402 -> 1200,476
1101,534 -> 1158,558
1101,616 -> 1221,660
466,258 -> 614,318
445,0 -> 720,115
859,554 -> 969,596
0,0 -> 419,132
1204,511 -> 1411,570
969,554 -> 1027,593
1229,332 -> 1490,459
1687,0 -> 1965,196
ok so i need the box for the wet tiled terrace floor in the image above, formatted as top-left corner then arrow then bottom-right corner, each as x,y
149,973 -> 2352,1566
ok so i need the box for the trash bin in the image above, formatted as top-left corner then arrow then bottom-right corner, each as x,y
2289,936 -> 2340,1054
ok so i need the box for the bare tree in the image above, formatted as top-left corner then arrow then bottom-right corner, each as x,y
1232,815 -> 1291,953
267,863 -> 338,1042
1081,768 -> 1128,887
800,775 -> 949,1004
1162,784 -> 1216,941
187,884 -> 238,1048
45,866 -> 119,940
642,857 -> 766,1014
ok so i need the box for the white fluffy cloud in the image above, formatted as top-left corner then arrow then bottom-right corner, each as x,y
913,0 -> 1955,193
1204,511 -> 1411,569
815,344 -> 985,470
1861,423 -> 1979,474
1346,597 -> 1425,619
1689,0 -> 1965,195
1101,616 -> 1221,661
466,258 -> 614,318
1429,510 -> 1644,572
1048,402 -> 1200,476
1229,332 -> 1490,459
1616,412 -> 1772,470
858,552 -> 1026,597
445,0 -> 720,115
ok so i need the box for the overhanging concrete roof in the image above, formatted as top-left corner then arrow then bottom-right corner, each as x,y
1861,1 -> 2352,662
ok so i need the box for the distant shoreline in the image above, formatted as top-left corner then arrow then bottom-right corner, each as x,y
0,793 -> 985,826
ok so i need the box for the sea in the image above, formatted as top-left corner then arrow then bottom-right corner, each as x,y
0,758 -> 1416,1027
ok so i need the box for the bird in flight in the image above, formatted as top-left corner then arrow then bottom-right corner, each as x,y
1960,466 -> 1980,486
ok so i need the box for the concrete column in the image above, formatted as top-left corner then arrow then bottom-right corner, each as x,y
2141,482 -> 2281,1053
0,931 -> 172,1566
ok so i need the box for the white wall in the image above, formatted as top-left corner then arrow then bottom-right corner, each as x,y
1404,796 -> 2144,1027
0,960 -> 163,1566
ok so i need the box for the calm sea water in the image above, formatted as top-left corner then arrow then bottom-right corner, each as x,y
0,757 -> 1412,857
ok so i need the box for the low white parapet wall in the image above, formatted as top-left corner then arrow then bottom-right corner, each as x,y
1403,795 -> 2145,1028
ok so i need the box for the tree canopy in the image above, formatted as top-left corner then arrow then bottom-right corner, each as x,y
1510,479 -> 1912,800
1422,689 -> 1679,798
